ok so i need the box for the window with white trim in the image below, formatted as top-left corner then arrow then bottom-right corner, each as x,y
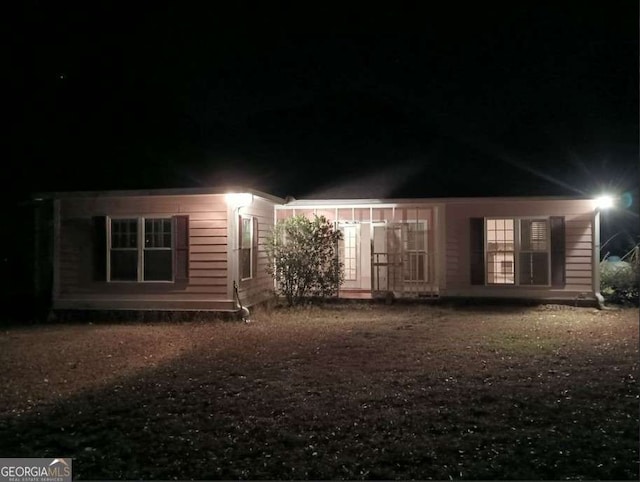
485,218 -> 549,286
109,217 -> 173,282
519,219 -> 549,285
404,222 -> 427,282
486,219 -> 515,284
240,215 -> 257,280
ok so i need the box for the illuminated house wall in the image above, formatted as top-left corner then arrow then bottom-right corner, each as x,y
41,188 -> 598,312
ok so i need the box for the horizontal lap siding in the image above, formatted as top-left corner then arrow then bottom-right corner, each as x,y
237,197 -> 275,306
57,195 -> 230,310
565,214 -> 592,288
444,200 -> 595,299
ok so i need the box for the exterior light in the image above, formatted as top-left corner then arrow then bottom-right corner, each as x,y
594,195 -> 614,210
225,192 -> 253,207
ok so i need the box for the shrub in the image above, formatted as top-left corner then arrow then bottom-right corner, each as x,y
266,215 -> 343,306
600,248 -> 639,305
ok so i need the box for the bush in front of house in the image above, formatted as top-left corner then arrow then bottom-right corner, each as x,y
600,249 -> 639,305
266,215 -> 344,306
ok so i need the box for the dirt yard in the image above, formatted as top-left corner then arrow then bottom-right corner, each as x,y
0,304 -> 637,480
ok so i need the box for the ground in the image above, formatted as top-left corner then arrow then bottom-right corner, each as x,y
0,304 -> 637,480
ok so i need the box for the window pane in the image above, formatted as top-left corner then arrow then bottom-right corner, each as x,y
486,218 -> 514,253
519,252 -> 549,285
240,247 -> 251,279
145,218 -> 172,248
242,218 -> 252,248
145,219 -> 154,246
111,219 -> 138,248
487,252 -> 515,284
521,220 -> 548,252
110,250 -> 138,281
144,250 -> 172,281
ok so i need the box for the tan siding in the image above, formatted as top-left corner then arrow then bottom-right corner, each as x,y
181,286 -> 228,294
57,194 -> 230,310
567,248 -> 592,257
188,211 -> 228,220
191,244 -> 227,253
190,219 -> 227,229
444,199 -> 595,300
565,215 -> 593,288
54,297 -> 236,311
190,228 -> 227,237
190,236 -> 228,245
190,261 -> 227,270
190,252 -> 227,261
235,197 -> 276,306
189,278 -> 227,285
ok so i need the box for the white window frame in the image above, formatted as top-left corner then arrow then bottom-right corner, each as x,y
107,216 -> 175,283
485,218 -> 515,285
484,217 -> 551,287
403,220 -> 428,283
239,215 -> 254,281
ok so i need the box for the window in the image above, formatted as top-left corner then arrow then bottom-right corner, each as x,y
486,219 -> 515,284
404,222 -> 427,282
240,215 -> 258,280
342,225 -> 357,280
110,219 -> 139,281
519,219 -> 549,285
109,217 -> 173,282
144,218 -> 173,281
485,218 -> 549,286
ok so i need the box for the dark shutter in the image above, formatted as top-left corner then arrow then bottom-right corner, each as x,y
470,218 -> 485,285
174,215 -> 189,281
92,216 -> 107,281
550,216 -> 566,288
252,217 -> 259,277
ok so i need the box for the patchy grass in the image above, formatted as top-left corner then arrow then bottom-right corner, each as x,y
0,305 -> 637,480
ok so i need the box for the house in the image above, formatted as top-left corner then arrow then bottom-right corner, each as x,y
33,188 -> 604,314
33,188 -> 282,313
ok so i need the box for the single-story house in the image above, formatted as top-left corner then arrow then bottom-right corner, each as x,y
33,187 -> 605,313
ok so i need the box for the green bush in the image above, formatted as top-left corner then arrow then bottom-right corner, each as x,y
266,215 -> 344,306
600,257 -> 639,305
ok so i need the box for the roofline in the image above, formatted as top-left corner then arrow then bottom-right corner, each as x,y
277,195 -> 594,208
32,189 -> 593,207
33,187 -> 286,204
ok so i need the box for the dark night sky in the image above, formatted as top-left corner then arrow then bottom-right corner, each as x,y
7,2 -> 638,212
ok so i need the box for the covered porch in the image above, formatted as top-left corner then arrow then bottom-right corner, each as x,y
275,200 -> 444,299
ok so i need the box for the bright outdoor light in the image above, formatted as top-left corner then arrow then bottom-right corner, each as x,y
225,192 -> 253,207
594,195 -> 615,210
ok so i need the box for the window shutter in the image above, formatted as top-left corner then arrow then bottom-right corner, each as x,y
550,216 -> 566,288
174,215 -> 189,281
252,217 -> 259,277
92,216 -> 107,281
470,218 -> 485,285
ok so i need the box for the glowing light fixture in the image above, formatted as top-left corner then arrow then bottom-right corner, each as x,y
594,195 -> 615,210
225,192 -> 253,207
